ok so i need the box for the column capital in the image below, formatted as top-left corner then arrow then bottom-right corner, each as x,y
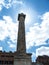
18,13 -> 26,21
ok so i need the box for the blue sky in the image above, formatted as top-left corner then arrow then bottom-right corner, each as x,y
0,0 -> 49,62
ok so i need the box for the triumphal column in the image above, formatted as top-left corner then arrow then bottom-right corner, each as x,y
14,13 -> 32,65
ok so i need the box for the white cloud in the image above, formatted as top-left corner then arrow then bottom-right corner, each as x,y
0,0 -> 23,11
26,12 -> 49,49
0,47 -> 3,50
0,16 -> 18,43
0,0 -> 4,4
12,0 -> 23,5
9,44 -> 16,48
36,46 -> 49,57
0,0 -> 11,10
7,41 -> 16,49
0,0 -> 4,11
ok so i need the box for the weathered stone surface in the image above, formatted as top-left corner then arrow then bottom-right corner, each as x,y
14,13 -> 32,65
14,59 -> 31,65
14,53 -> 32,65
17,13 -> 26,53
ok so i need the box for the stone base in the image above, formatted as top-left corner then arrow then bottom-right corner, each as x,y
14,52 -> 32,65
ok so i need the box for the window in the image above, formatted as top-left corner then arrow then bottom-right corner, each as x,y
0,61 -> 2,64
8,61 -> 13,64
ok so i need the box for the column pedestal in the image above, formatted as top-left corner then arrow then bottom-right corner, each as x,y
14,52 -> 32,65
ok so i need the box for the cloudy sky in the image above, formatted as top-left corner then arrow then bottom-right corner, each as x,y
0,0 -> 49,62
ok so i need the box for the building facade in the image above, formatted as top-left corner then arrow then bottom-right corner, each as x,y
36,55 -> 49,65
0,51 -> 14,65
